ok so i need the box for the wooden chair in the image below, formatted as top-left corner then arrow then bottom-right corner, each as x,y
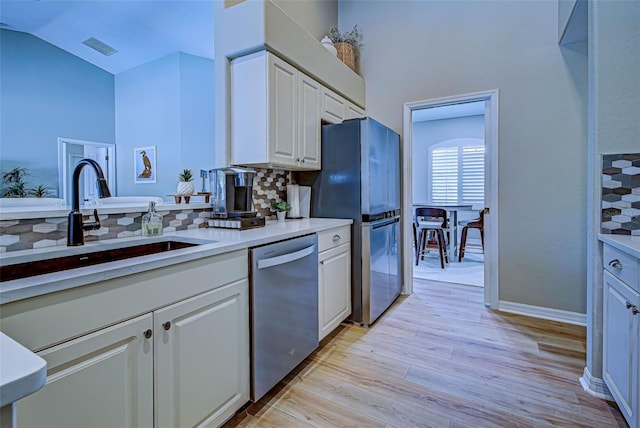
415,207 -> 449,269
458,208 -> 488,262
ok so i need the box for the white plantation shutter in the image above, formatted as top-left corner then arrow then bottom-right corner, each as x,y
462,146 -> 484,203
430,147 -> 458,203
429,140 -> 484,204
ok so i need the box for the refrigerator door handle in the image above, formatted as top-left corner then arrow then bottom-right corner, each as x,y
371,217 -> 400,229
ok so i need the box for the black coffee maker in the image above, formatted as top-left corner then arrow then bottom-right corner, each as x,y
209,167 -> 258,218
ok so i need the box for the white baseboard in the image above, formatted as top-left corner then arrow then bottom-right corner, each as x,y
579,367 -> 613,400
498,300 -> 587,326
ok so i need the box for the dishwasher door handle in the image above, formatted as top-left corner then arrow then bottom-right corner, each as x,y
256,244 -> 316,270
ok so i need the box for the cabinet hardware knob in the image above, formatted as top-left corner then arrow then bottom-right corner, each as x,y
163,321 -> 171,331
332,235 -> 341,242
633,307 -> 639,315
627,301 -> 634,309
144,329 -> 153,339
295,158 -> 300,162
608,259 -> 623,269
301,159 -> 305,163
319,260 -> 324,265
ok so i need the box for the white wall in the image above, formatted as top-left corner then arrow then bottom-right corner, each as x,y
339,0 -> 588,313
412,115 -> 484,204
584,0 -> 640,392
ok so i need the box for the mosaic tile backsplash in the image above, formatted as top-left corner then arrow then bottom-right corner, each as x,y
602,153 -> 640,235
252,168 -> 289,218
0,208 -> 211,252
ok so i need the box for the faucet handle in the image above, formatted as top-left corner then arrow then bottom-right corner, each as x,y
82,209 -> 102,231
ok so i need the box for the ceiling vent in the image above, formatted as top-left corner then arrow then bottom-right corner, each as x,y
82,37 -> 118,56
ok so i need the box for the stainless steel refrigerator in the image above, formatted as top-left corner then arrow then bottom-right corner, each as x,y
299,117 -> 401,326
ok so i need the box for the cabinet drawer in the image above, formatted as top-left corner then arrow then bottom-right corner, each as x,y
604,244 -> 640,291
318,226 -> 351,253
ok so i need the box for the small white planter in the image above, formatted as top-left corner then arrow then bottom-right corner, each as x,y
276,211 -> 286,221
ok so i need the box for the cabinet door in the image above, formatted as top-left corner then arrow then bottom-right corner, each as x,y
603,271 -> 638,427
321,88 -> 346,124
17,314 -> 153,428
155,279 -> 249,428
298,73 -> 322,170
346,101 -> 365,119
319,244 -> 352,340
268,54 -> 298,167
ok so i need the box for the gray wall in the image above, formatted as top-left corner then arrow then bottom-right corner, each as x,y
585,0 -> 640,388
115,53 -> 215,198
412,115 -> 484,205
0,30 -> 115,195
339,0 -> 588,313
273,0 -> 338,40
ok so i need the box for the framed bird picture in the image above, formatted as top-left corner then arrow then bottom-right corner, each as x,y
134,146 -> 157,183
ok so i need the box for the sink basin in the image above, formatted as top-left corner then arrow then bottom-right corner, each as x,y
1,240 -> 200,282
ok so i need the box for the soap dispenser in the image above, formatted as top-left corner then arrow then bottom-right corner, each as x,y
142,201 -> 163,236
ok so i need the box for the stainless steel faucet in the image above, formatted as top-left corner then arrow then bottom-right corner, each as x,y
67,159 -> 112,246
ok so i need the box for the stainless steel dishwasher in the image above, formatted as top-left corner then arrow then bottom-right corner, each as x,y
249,233 -> 319,401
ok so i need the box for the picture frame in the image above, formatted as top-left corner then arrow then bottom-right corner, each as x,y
134,146 -> 157,184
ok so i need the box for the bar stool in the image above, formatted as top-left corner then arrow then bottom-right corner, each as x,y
458,208 -> 488,262
415,207 -> 449,269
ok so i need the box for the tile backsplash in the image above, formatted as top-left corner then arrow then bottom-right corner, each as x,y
602,153 -> 640,235
252,168 -> 288,218
0,208 -> 211,252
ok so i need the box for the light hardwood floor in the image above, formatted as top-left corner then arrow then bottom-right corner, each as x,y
224,279 -> 627,427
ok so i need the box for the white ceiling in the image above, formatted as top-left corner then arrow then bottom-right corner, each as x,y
0,0 -> 215,75
412,101 -> 485,123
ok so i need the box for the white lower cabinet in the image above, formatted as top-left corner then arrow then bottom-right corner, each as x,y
6,251 -> 250,428
17,314 -> 154,428
155,280 -> 249,428
602,242 -> 640,428
318,226 -> 352,341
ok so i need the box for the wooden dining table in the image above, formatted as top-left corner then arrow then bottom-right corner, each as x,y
413,203 -> 474,260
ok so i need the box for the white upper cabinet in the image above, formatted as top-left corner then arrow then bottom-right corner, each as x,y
321,87 -> 347,124
321,86 -> 365,124
232,51 -> 321,170
298,73 -> 322,169
346,101 -> 365,120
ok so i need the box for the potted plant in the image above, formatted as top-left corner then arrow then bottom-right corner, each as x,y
328,25 -> 361,72
29,184 -> 53,198
177,169 -> 195,196
272,200 -> 291,221
1,166 -> 29,198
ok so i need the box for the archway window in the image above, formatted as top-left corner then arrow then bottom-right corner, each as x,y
429,138 -> 484,204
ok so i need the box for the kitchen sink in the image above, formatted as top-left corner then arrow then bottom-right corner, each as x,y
0,240 -> 201,282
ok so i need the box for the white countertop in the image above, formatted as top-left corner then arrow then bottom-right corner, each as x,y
0,218 -> 352,304
0,332 -> 47,407
598,234 -> 640,259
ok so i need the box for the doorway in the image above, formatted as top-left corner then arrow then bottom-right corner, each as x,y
58,138 -> 116,205
402,90 -> 499,308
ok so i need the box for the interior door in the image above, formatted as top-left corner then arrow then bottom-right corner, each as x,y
82,145 -> 108,202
